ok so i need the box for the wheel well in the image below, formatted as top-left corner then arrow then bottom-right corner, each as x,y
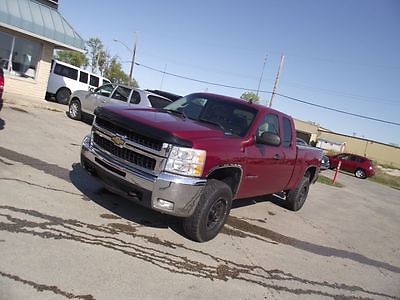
207,167 -> 242,197
57,87 -> 71,94
70,97 -> 81,104
305,167 -> 317,183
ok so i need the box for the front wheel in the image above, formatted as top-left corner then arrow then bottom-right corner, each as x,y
183,179 -> 232,242
286,175 -> 310,211
69,99 -> 82,120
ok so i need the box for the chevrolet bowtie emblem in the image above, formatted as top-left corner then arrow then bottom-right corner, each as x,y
111,135 -> 125,147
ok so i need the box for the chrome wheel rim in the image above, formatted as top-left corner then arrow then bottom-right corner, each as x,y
355,170 -> 365,178
69,102 -> 78,117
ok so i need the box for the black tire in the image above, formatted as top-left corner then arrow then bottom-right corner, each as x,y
183,179 -> 232,242
286,175 -> 310,211
69,98 -> 82,120
355,169 -> 366,179
56,87 -> 71,104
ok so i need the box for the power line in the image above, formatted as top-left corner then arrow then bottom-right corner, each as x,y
135,62 -> 268,92
275,93 -> 400,126
135,62 -> 400,126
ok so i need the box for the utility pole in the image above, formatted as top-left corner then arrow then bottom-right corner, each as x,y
160,64 -> 167,89
256,54 -> 267,97
269,55 -> 285,108
129,32 -> 138,84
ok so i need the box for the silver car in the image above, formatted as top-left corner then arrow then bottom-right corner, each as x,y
68,83 -> 173,120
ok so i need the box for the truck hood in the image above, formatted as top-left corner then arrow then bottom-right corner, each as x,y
95,106 -> 230,147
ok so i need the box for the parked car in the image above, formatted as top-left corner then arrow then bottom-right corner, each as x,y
68,83 -> 173,120
0,68 -> 4,111
47,59 -> 111,104
320,155 -> 330,170
328,153 -> 375,178
296,137 -> 308,146
145,89 -> 182,102
80,92 -> 323,242
296,138 -> 329,170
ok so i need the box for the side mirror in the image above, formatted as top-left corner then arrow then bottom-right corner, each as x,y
88,87 -> 94,93
256,132 -> 281,146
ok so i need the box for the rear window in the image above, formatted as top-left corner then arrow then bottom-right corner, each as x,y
54,63 -> 78,80
283,117 -> 292,147
148,95 -> 172,108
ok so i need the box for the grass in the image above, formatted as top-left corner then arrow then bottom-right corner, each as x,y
378,163 -> 400,171
317,174 -> 344,188
368,169 -> 400,190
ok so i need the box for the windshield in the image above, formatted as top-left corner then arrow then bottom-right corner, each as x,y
163,93 -> 258,137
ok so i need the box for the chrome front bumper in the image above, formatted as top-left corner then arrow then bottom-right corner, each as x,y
81,135 -> 207,217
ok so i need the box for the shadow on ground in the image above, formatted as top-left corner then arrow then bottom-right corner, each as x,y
69,163 -> 291,240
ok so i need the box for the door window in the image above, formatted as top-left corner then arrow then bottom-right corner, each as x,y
111,86 -> 132,102
258,114 -> 280,136
90,75 -> 100,87
94,84 -> 116,97
79,71 -> 88,83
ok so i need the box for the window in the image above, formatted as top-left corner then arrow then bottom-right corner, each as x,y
258,114 -> 280,136
54,63 -> 78,80
111,86 -> 132,102
79,71 -> 88,83
148,95 -> 172,108
0,31 -> 41,79
90,75 -> 100,87
94,84 -> 115,97
130,90 -> 141,104
283,117 -> 292,147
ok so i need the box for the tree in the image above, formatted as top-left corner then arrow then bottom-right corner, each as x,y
54,50 -> 88,68
86,37 -> 106,73
104,56 -> 139,87
240,92 -> 260,103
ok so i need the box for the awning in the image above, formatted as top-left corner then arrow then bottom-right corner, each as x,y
0,0 -> 85,52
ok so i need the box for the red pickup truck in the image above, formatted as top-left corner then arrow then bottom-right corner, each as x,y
81,93 -> 323,242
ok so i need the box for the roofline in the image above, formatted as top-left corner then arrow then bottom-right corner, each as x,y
0,22 -> 86,53
318,128 -> 400,149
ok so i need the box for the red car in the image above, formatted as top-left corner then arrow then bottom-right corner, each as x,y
328,153 -> 375,179
0,68 -> 4,111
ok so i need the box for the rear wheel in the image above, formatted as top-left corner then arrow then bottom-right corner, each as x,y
355,169 -> 366,179
69,99 -> 82,120
286,175 -> 310,211
183,179 -> 232,242
56,87 -> 71,104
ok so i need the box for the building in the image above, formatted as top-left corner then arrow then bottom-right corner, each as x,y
0,0 -> 85,103
293,119 -> 400,168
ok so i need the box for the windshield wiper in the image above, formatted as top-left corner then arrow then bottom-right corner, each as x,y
160,108 -> 187,119
199,118 -> 234,135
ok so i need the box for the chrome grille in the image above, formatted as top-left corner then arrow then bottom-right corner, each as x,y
93,133 -> 156,171
95,117 -> 163,151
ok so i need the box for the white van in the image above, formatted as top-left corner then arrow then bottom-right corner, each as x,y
46,59 -> 110,104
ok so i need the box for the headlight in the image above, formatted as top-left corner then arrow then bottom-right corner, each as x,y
165,146 -> 206,177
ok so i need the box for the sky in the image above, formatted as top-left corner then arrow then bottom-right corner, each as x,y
59,0 -> 400,145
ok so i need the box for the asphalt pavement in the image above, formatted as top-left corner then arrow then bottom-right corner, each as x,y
0,101 -> 399,299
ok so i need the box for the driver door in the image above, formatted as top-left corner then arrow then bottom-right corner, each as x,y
241,113 -> 287,198
86,84 -> 116,113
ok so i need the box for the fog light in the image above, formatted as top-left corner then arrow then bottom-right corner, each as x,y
156,199 -> 174,211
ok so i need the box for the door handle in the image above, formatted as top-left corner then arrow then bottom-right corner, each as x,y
273,154 -> 281,160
